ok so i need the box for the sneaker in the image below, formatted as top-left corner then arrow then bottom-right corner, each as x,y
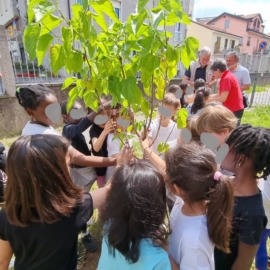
82,233 -> 98,252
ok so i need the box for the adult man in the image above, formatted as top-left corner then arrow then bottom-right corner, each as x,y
182,46 -> 216,87
209,58 -> 244,125
226,51 -> 251,91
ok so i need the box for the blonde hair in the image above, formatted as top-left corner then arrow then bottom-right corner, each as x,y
163,93 -> 180,110
196,104 -> 237,134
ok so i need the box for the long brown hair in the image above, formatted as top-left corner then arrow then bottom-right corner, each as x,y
165,143 -> 233,253
4,134 -> 83,226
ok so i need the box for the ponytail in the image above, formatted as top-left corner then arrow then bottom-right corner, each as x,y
16,85 -> 55,110
206,175 -> 234,253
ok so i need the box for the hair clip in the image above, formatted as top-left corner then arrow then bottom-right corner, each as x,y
214,171 -> 222,181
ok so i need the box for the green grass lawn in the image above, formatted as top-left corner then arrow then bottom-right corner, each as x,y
246,84 -> 270,94
242,106 -> 270,128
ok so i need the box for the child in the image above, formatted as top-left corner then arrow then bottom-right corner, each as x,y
98,160 -> 171,270
90,105 -> 114,188
0,134 -> 109,270
0,142 -> 6,203
185,78 -> 206,105
61,100 -> 98,252
165,143 -> 234,270
148,93 -> 180,156
186,87 -> 210,118
168,83 -> 187,108
256,175 -> 270,270
215,124 -> 270,270
15,85 -> 116,168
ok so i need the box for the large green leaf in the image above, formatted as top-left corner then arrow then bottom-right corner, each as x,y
108,76 -> 122,100
137,0 -> 150,13
67,51 -> 83,73
180,36 -> 199,69
40,13 -> 62,36
62,77 -> 77,90
122,77 -> 142,105
92,13 -> 108,31
33,2 -> 55,22
36,33 -> 53,65
62,27 -> 72,53
23,23 -> 41,61
92,0 -> 120,23
50,44 -> 65,74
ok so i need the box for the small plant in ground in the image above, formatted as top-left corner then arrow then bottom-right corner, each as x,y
24,0 -> 198,152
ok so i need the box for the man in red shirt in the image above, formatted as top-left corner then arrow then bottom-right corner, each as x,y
209,58 -> 244,125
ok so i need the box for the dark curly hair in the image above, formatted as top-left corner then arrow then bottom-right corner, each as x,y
16,85 -> 55,110
101,160 -> 169,263
226,124 -> 270,179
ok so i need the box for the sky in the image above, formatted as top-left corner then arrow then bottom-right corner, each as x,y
193,0 -> 270,34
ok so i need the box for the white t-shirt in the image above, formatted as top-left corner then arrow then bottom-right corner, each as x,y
169,197 -> 215,270
22,122 -> 59,136
148,119 -> 180,156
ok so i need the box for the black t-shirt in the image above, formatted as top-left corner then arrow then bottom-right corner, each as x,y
89,124 -> 108,176
214,192 -> 267,270
184,65 -> 207,82
0,193 -> 93,270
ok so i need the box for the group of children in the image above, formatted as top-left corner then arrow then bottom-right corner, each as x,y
0,84 -> 270,270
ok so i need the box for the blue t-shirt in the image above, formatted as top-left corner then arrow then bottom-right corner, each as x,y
98,238 -> 171,270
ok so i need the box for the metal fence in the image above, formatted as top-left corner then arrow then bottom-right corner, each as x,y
6,30 -> 67,84
248,74 -> 270,107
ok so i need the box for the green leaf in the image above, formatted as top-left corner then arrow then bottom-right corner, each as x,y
23,23 -> 41,61
40,13 -> 62,36
67,51 -> 83,73
122,77 -> 142,105
37,33 -> 53,65
33,2 -> 55,22
180,37 -> 199,69
137,0 -> 150,13
92,13 -> 108,31
141,99 -> 150,116
27,0 -> 43,23
62,77 -> 77,90
84,90 -> 99,111
176,108 -> 188,128
62,27 -> 72,54
50,44 -> 65,74
108,76 -> 122,101
82,0 -> 89,10
151,10 -> 165,29
157,142 -> 169,153
68,86 -> 79,112
92,0 -> 120,24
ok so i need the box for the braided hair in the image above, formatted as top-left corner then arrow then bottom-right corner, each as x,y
16,85 -> 55,110
226,124 -> 270,179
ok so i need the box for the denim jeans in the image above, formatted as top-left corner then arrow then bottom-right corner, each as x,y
255,228 -> 270,270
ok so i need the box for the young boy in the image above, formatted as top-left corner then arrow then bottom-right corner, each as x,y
148,93 -> 180,157
61,100 -> 98,253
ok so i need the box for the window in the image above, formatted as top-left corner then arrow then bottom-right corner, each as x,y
224,19 -> 230,29
230,40 -> 235,49
114,7 -> 120,18
214,36 -> 221,53
174,23 -> 181,43
224,38 -> 228,49
247,37 -> 251,46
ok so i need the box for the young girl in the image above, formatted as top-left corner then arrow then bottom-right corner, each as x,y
215,125 -> 270,270
148,93 -> 180,156
0,134 -> 109,270
165,143 -> 234,270
90,106 -> 114,188
98,160 -> 171,270
61,100 -> 98,252
16,85 -> 116,168
186,87 -> 210,118
256,174 -> 270,270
